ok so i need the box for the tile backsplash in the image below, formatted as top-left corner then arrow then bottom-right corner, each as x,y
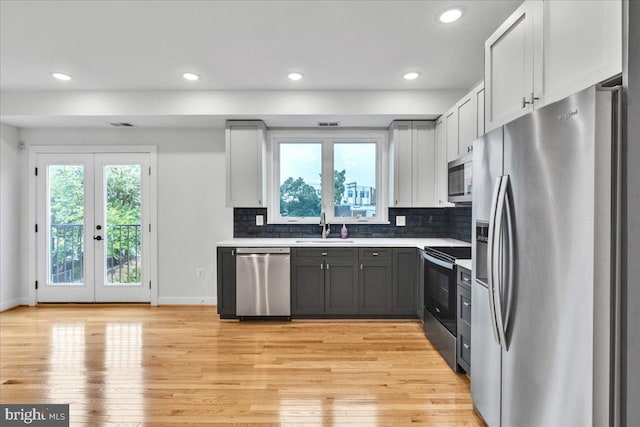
234,207 -> 472,242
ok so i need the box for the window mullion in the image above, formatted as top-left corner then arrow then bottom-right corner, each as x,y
321,139 -> 334,222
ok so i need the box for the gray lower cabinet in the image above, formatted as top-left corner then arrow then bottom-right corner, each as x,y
325,259 -> 358,314
291,248 -> 358,316
291,258 -> 326,315
392,248 -> 418,315
457,266 -> 472,373
216,247 -> 237,318
358,260 -> 393,315
417,249 -> 425,320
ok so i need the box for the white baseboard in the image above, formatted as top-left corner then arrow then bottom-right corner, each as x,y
20,297 -> 33,306
0,298 -> 20,312
157,296 -> 216,305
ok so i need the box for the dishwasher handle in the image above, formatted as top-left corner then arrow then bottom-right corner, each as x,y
235,247 -> 291,254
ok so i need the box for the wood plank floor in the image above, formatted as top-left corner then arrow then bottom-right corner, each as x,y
0,305 -> 484,426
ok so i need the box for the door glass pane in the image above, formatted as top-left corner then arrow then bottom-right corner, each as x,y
49,165 -> 85,284
334,143 -> 377,218
279,143 -> 322,218
105,165 -> 142,284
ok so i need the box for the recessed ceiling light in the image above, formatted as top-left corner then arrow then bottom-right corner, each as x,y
182,72 -> 200,81
288,72 -> 304,81
404,72 -> 420,80
51,72 -> 72,81
439,8 -> 463,23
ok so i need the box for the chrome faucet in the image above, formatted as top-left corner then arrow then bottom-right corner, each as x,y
319,211 -> 330,239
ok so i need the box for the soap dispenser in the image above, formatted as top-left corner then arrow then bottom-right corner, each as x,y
340,224 -> 348,239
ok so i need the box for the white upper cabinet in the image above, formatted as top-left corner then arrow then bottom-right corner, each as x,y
389,121 -> 437,208
225,121 -> 267,207
541,0 -> 622,106
457,93 -> 475,156
473,82 -> 485,139
485,0 -> 622,132
390,121 -> 413,207
445,108 -> 459,162
485,0 -> 542,131
435,117 -> 453,207
412,121 -> 437,207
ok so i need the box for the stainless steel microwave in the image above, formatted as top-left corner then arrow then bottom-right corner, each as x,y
448,154 -> 472,203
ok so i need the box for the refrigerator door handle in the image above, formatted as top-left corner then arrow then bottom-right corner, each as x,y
493,175 -> 510,351
487,177 -> 503,346
502,178 -> 515,349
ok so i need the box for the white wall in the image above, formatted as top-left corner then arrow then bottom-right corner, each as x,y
0,124 -> 23,310
19,127 -> 233,304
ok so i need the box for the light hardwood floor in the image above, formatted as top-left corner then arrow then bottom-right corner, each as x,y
0,305 -> 484,426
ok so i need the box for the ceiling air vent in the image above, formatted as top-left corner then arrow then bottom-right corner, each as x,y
109,122 -> 136,127
317,121 -> 340,127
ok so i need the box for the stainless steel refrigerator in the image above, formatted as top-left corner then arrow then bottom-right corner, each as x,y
471,85 -> 621,427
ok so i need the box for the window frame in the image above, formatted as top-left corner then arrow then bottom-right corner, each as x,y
267,129 -> 389,225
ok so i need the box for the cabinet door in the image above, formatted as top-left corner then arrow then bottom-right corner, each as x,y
474,82 -> 485,139
216,247 -> 237,318
390,121 -> 413,207
291,259 -> 326,315
225,121 -> 266,207
412,121 -> 437,207
485,1 -> 542,132
358,261 -> 393,314
457,94 -> 475,156
434,118 -> 452,207
392,248 -> 418,315
445,108 -> 459,162
325,259 -> 358,315
541,0 -> 622,107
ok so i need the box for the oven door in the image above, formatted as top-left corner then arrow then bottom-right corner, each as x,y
423,252 -> 457,336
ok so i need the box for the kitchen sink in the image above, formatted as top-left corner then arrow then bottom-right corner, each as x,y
295,239 -> 354,244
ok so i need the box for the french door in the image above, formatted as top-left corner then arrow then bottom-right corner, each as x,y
36,153 -> 151,302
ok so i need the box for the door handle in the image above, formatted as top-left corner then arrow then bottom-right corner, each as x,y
487,177 -> 503,346
93,236 -> 103,241
493,175 -> 510,350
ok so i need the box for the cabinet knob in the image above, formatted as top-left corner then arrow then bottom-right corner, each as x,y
326,263 -> 330,270
372,252 -> 378,256
360,264 -> 363,270
321,264 -> 323,270
321,252 -> 328,256
463,301 -> 470,307
463,343 -> 470,350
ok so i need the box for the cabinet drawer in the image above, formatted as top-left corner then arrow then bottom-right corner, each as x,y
457,267 -> 471,289
293,248 -> 357,259
358,248 -> 392,261
458,328 -> 471,373
458,285 -> 472,328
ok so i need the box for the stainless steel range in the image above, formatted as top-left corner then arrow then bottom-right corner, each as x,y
422,245 -> 471,371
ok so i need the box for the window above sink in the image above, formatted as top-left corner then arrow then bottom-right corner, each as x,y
267,129 -> 389,225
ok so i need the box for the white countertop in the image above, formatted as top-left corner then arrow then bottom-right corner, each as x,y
216,237 -> 470,249
455,259 -> 472,271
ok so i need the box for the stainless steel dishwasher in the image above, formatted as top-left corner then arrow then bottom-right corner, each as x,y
235,247 -> 291,318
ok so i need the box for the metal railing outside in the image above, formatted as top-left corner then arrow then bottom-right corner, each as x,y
50,224 -> 141,284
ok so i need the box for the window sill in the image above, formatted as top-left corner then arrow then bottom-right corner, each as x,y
267,219 -> 391,225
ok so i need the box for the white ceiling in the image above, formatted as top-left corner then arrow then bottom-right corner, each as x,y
0,0 -> 521,91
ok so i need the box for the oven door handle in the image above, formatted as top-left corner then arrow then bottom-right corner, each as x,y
423,253 -> 455,270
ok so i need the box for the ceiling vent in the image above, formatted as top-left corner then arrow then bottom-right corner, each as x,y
317,121 -> 340,127
109,122 -> 136,127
